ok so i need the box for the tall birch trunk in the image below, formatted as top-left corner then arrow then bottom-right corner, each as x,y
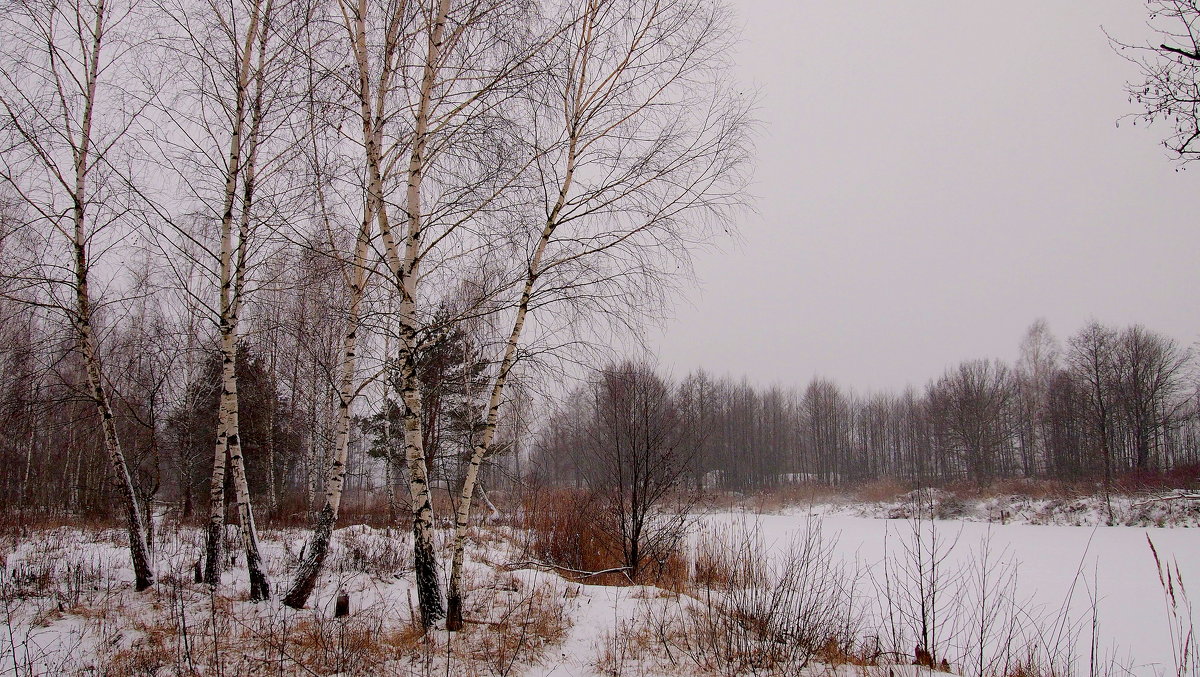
385,448 -> 398,525
388,0 -> 455,628
202,0 -> 270,599
444,146 -> 576,629
282,208 -> 372,609
341,0 -> 445,628
64,0 -> 155,592
444,5 -> 598,626
266,351 -> 279,513
231,3 -> 273,600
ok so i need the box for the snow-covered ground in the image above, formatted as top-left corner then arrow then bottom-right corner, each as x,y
844,489 -> 1200,527
4,504 -> 1198,675
706,508 -> 1200,677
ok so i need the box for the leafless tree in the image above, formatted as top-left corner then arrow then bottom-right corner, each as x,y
1014,319 -> 1059,477
574,361 -> 698,579
147,0 -> 321,599
801,378 -> 852,485
443,0 -> 752,629
1119,0 -> 1200,161
1068,321 -> 1120,521
931,360 -> 1015,484
0,0 -> 155,590
1113,325 -> 1192,471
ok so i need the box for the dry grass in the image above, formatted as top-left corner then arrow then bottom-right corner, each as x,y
689,523 -> 769,591
335,525 -> 410,578
718,483 -> 844,514
852,478 -> 913,504
461,578 -> 572,673
516,489 -> 693,590
0,521 -> 577,677
518,489 -> 624,576
594,520 -> 869,676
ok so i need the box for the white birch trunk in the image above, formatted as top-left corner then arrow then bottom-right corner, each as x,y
444,11 -> 590,624
444,172 -> 574,628
340,0 -> 447,628
282,205 -> 372,609
66,0 -> 155,591
202,0 -> 269,599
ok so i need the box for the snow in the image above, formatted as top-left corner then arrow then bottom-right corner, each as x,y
523,581 -> 640,676
706,509 -> 1200,677
4,508 -> 1199,675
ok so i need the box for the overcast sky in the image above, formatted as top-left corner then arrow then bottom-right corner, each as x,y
650,1 -> 1200,394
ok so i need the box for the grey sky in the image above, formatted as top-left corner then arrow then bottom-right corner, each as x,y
652,1 -> 1200,393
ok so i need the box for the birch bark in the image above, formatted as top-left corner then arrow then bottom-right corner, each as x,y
442,0 -> 751,627
69,0 -> 155,592
445,125 -> 577,629
0,0 -> 158,593
337,0 -> 447,628
202,0 -> 271,600
282,207 -> 373,608
391,0 -> 456,627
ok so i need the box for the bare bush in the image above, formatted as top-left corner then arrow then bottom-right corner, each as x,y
872,508 -> 1102,677
611,519 -> 866,675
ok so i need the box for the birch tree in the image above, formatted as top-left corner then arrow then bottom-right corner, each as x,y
312,0 -> 544,627
0,0 -> 155,590
1014,319 -> 1059,477
281,206 -> 375,608
444,0 -> 752,630
149,0 -> 313,599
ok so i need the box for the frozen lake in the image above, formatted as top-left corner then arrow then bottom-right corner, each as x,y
705,511 -> 1200,676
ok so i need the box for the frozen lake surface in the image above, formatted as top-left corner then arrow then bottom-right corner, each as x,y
706,511 -> 1200,676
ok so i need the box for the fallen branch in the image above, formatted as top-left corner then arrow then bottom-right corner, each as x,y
503,560 -> 633,582
1132,490 -> 1200,507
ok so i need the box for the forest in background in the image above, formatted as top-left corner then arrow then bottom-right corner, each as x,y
532,320 -> 1199,493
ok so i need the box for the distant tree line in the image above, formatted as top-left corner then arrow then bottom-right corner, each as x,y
533,320 -> 1199,490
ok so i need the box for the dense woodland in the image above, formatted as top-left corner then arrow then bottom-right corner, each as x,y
0,287 -> 522,522
4,289 -> 1196,521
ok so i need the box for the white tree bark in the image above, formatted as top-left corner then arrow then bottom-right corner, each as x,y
6,0 -> 159,592
445,128 -> 576,629
202,0 -> 271,600
339,0 -> 448,628
443,0 -> 752,628
282,205 -> 373,608
392,0 -> 455,627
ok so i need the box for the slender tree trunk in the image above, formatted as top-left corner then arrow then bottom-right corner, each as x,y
204,348 -> 234,585
283,205 -> 372,609
226,361 -> 270,599
445,276 -> 533,629
307,403 -> 319,509
79,323 -> 156,589
385,451 -> 397,525
67,0 -> 154,591
357,0 -> 451,629
231,11 -> 272,600
266,355 -> 278,514
399,341 -> 442,625
202,0 -> 268,596
20,420 -> 35,512
445,77 -> 581,629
